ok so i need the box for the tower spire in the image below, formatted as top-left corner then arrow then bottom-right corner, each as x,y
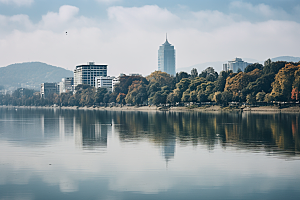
166,33 -> 168,42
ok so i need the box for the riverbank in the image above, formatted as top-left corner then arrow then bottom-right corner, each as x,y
2,105 -> 300,113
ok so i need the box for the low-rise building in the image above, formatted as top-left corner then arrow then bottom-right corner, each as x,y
95,76 -> 114,92
41,83 -> 58,98
59,77 -> 74,94
223,58 -> 252,73
129,73 -> 142,77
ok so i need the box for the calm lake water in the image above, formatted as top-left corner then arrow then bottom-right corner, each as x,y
0,107 -> 300,200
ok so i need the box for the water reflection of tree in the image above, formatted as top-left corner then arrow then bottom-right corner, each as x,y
4,108 -> 298,157
112,111 -> 300,157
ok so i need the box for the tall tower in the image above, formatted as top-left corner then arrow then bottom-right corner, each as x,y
158,35 -> 176,76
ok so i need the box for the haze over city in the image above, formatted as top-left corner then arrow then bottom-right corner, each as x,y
0,0 -> 300,76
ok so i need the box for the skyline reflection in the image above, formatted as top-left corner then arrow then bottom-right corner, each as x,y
0,107 -> 300,199
0,107 -> 299,158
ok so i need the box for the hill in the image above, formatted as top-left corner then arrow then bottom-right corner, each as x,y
0,62 -> 73,91
271,56 -> 300,62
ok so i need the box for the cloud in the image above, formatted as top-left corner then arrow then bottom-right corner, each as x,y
107,5 -> 179,31
0,4 -> 300,75
39,5 -> 80,31
229,1 -> 290,21
0,0 -> 33,6
95,0 -> 121,3
191,10 -> 236,31
0,14 -> 34,34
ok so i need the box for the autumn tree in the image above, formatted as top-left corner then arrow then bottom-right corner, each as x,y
241,73 -> 275,96
212,92 -> 222,104
256,91 -> 266,102
246,94 -> 255,105
114,75 -> 148,95
125,80 -> 148,105
225,69 -> 262,99
270,64 -> 300,101
116,93 -> 126,104
146,71 -> 174,105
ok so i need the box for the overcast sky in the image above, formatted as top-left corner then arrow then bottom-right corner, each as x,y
0,0 -> 300,75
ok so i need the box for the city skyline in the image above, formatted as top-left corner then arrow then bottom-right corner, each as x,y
0,0 -> 300,76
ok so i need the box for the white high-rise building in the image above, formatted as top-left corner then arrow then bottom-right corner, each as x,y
74,62 -> 107,88
223,58 -> 252,73
158,35 -> 176,76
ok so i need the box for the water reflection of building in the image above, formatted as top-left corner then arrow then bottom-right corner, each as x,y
162,138 -> 176,165
74,122 -> 110,150
40,112 -> 74,139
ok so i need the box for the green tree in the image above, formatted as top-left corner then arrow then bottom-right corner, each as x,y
95,88 -> 108,104
197,92 -> 207,102
176,71 -> 189,83
166,92 -> 179,104
189,77 -> 206,91
246,94 -> 255,104
181,91 -> 190,102
152,91 -> 168,105
264,58 -> 272,66
263,61 -> 287,75
174,78 -> 191,100
191,68 -> 198,79
214,71 -> 231,92
212,92 -> 222,104
188,91 -> 197,102
244,63 -> 263,73
221,91 -> 233,104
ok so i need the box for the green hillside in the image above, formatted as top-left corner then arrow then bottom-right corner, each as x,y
0,62 -> 73,91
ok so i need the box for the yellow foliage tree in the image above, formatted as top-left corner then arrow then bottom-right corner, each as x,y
224,69 -> 262,96
270,64 -> 300,101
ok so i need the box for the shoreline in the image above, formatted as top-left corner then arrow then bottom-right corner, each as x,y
1,105 -> 300,113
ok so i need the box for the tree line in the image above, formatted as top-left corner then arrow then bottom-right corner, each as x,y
1,60 -> 300,107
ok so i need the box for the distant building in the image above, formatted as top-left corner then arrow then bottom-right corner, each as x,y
74,62 -> 107,88
128,73 -> 142,77
95,76 -> 114,92
112,77 -> 120,91
41,83 -> 58,98
223,58 -> 252,73
59,77 -> 74,94
158,35 -> 176,76
0,89 -> 6,95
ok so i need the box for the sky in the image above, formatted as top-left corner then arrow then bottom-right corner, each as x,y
0,0 -> 300,76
